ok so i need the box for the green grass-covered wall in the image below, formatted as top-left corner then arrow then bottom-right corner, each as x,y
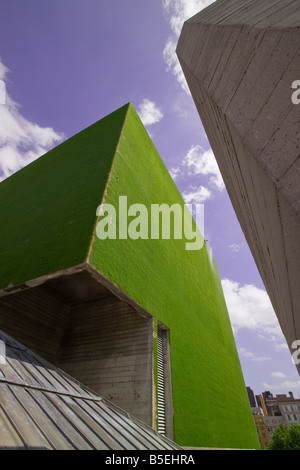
0,106 -> 127,289
89,104 -> 260,449
0,103 -> 260,449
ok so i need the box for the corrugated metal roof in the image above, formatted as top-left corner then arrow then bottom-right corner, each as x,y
0,330 -> 181,450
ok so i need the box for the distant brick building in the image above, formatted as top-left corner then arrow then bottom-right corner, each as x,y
250,390 -> 300,448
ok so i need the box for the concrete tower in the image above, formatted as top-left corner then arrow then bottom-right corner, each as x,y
177,0 -> 300,373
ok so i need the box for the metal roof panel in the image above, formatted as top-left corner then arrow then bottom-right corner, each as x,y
0,331 -> 181,450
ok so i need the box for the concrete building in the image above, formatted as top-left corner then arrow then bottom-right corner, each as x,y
247,388 -> 300,448
0,103 -> 259,449
256,394 -> 268,417
247,387 -> 256,408
253,412 -> 270,449
177,0 -> 300,373
249,390 -> 300,448
274,392 -> 300,426
251,392 -> 281,448
264,415 -> 284,430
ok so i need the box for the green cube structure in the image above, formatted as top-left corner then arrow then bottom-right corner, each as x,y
0,103 -> 260,449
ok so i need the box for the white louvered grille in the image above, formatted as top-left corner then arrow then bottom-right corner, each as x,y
157,326 -> 166,435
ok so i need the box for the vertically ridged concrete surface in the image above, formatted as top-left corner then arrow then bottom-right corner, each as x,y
177,0 -> 300,375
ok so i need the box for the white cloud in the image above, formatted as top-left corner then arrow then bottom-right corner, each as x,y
182,185 -> 211,204
262,380 -> 300,392
163,37 -> 190,94
169,166 -> 181,180
0,61 -> 9,81
271,372 -> 287,379
183,145 -> 224,190
263,372 -> 300,394
229,243 -> 241,254
0,60 -> 63,181
171,95 -> 189,118
273,342 -> 289,352
162,0 -> 217,92
163,0 -> 216,36
169,145 -> 224,195
221,279 -> 283,338
137,99 -> 163,127
0,82 -> 5,105
238,347 -> 270,363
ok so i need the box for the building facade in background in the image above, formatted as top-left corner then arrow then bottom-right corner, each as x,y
247,387 -> 256,408
248,389 -> 300,448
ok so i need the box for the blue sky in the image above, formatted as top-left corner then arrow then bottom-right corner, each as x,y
0,0 -> 299,400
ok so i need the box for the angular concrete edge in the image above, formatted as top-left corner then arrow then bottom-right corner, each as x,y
176,0 -> 300,374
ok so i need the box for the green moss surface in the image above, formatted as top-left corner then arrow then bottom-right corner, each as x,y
89,104 -> 260,449
0,104 -> 128,289
0,102 -> 260,449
